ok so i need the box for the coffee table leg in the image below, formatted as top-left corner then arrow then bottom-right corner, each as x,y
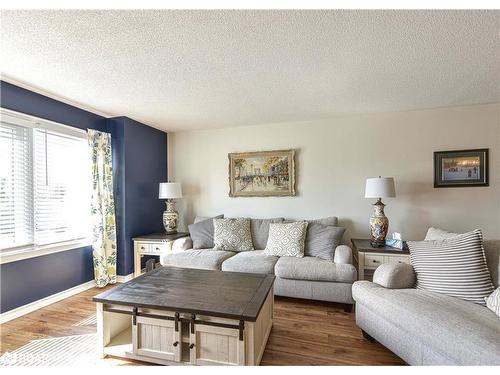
96,302 -> 106,358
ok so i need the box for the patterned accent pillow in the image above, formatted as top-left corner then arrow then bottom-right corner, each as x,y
407,229 -> 494,305
485,287 -> 500,317
213,218 -> 254,252
264,221 -> 309,258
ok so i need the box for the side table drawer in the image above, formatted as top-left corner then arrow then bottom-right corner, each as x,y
136,242 -> 171,254
149,243 -> 170,254
387,255 -> 410,265
364,254 -> 384,269
137,242 -> 150,253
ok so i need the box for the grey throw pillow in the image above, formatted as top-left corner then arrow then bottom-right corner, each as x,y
188,214 -> 223,249
308,216 -> 338,227
304,223 -> 346,261
250,218 -> 284,250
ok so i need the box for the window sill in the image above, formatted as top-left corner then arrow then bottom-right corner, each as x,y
0,239 -> 92,265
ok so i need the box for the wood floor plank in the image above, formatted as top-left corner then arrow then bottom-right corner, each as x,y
0,286 -> 404,365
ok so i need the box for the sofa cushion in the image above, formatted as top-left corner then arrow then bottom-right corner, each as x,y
188,215 -> 223,249
162,249 -> 235,271
408,229 -> 494,305
275,256 -> 357,283
250,218 -> 284,250
213,218 -> 254,252
221,250 -> 279,275
304,223 -> 346,261
352,281 -> 500,365
265,221 -> 308,257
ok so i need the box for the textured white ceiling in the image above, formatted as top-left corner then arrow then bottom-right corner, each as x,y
1,10 -> 499,132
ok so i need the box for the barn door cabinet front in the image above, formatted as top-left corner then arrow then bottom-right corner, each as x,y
132,315 -> 181,362
189,320 -> 245,365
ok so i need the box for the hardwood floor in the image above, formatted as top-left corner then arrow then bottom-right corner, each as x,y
0,286 -> 404,365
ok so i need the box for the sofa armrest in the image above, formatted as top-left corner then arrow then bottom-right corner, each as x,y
334,245 -> 353,264
171,236 -> 193,253
373,263 -> 416,289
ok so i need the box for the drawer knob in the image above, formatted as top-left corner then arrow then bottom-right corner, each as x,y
372,260 -> 377,263
173,341 -> 179,347
141,246 -> 145,250
156,247 -> 160,251
189,343 -> 195,349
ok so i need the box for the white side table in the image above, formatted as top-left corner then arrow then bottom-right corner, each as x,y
351,238 -> 410,281
133,232 -> 189,277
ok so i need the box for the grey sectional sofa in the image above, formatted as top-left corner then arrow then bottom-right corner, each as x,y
352,240 -> 500,365
160,217 -> 357,310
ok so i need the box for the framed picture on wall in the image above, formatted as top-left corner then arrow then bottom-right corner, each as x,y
434,148 -> 489,188
228,149 -> 296,197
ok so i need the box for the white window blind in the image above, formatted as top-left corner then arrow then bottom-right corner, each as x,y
0,109 -> 91,251
0,122 -> 33,248
33,129 -> 91,245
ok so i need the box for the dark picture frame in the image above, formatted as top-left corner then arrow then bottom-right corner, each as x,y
434,149 -> 489,188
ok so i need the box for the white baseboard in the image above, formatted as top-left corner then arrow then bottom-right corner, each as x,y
0,280 -> 96,324
116,273 -> 134,283
0,273 -> 135,324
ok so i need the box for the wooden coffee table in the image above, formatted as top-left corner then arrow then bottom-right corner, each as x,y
93,266 -> 275,366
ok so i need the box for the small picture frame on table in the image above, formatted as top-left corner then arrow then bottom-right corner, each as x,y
434,148 -> 489,188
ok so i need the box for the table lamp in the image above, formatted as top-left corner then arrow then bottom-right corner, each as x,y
159,182 -> 182,233
365,177 -> 396,247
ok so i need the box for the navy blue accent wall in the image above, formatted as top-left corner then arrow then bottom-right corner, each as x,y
0,81 -> 167,313
107,117 -> 127,277
105,117 -> 167,276
122,118 -> 167,275
0,81 -> 107,132
0,247 -> 94,312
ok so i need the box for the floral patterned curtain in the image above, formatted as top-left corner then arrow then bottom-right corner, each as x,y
88,129 -> 117,287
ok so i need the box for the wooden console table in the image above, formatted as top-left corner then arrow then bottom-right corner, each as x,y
93,267 -> 275,366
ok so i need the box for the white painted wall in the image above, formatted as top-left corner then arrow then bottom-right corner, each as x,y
169,103 -> 500,242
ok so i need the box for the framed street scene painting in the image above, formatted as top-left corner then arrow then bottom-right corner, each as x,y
228,149 -> 296,197
434,149 -> 489,188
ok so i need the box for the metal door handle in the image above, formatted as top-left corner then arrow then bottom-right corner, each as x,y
189,343 -> 195,349
173,341 -> 179,347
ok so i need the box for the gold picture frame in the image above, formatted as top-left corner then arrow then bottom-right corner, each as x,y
228,149 -> 296,197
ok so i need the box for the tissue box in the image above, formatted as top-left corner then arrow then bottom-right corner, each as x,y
385,239 -> 406,250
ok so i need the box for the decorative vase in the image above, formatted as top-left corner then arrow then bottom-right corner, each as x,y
163,200 -> 178,234
369,198 -> 389,247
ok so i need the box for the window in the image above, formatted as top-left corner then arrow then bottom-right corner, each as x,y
0,108 -> 91,253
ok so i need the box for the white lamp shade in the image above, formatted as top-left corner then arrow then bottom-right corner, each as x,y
365,177 -> 396,198
159,182 -> 182,199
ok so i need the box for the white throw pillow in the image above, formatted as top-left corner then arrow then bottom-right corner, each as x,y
424,227 -> 460,241
213,218 -> 254,252
264,221 -> 308,258
485,287 -> 500,317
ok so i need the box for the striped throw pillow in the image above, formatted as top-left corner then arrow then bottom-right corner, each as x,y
407,229 -> 494,305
